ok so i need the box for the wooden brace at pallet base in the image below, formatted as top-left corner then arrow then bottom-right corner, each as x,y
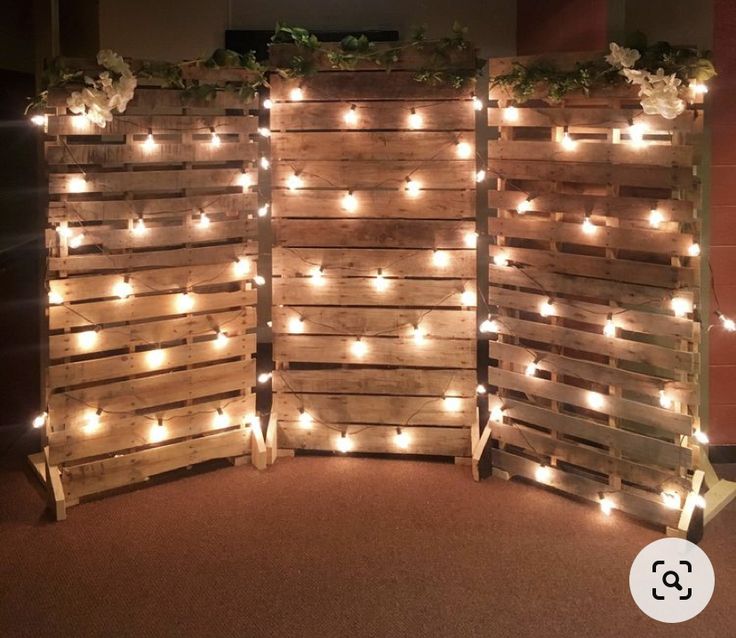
699,452 -> 736,527
265,411 -> 278,465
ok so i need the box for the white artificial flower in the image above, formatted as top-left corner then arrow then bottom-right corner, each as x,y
640,80 -> 685,119
622,68 -> 647,85
605,42 -> 641,69
96,49 -> 129,75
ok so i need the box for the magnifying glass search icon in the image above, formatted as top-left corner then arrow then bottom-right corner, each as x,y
663,570 -> 683,591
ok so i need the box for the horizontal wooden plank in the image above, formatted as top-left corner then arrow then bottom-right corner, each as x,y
49,308 -> 256,360
274,335 -> 475,368
492,448 -> 678,528
273,368 -> 475,397
61,427 -> 251,501
273,131 -> 474,161
489,367 -> 692,435
488,216 -> 693,256
272,306 -> 474,339
275,392 -> 474,427
273,247 -> 474,279
499,398 -> 692,470
49,289 -> 256,330
48,114 -> 257,136
273,278 -> 475,308
278,422 -> 471,456
272,189 -> 474,219
271,100 -> 474,131
273,219 -> 474,248
487,190 -> 695,223
48,396 -> 255,465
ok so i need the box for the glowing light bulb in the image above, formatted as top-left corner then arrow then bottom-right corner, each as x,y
132,217 -> 147,236
258,203 -> 270,217
600,497 -> 614,516
337,433 -> 351,453
253,275 -> 266,286
150,419 -> 167,442
147,348 -> 165,368
603,315 -> 616,338
516,198 -> 532,214
582,216 -> 596,234
342,191 -> 358,212
290,86 -> 304,101
351,338 -> 367,357
721,314 -> 736,332
143,131 -> 156,151
628,122 -> 648,147
693,430 -> 709,444
48,290 -> 63,305
68,176 -> 87,193
460,289 -> 476,306
287,173 -> 303,190
404,177 -> 420,197
234,257 -> 250,277
661,491 -> 681,510
525,361 -> 538,377
260,156 -> 270,170
443,396 -> 462,412
210,130 -> 221,147
56,225 -> 72,239
214,331 -> 228,349
492,254 -> 509,267
258,372 -> 272,383
373,270 -> 388,292
659,390 -> 673,409
238,171 -> 251,189
412,325 -> 424,345
408,108 -> 423,129
311,267 -> 325,286
288,316 -> 305,333
84,409 -> 102,433
456,141 -> 473,159
344,104 -> 358,125
475,169 -> 486,183
472,95 -> 483,111
31,114 -> 47,127
177,292 -> 195,312
71,114 -> 87,129
32,412 -> 47,429
535,465 -> 551,482
503,106 -> 519,121
476,384 -> 487,395
68,233 -> 84,249
113,278 -> 133,299
464,231 -> 478,248
560,130 -> 577,151
587,392 -> 605,410
490,405 -> 504,422
432,250 -> 449,267
395,428 -> 410,449
688,243 -> 700,257
213,408 -> 229,429
198,211 -> 210,228
540,299 -> 555,317
690,82 -> 708,95
298,409 -> 313,428
263,98 -> 272,109
258,127 -> 271,138
77,329 -> 99,350
479,317 -> 499,334
649,208 -> 664,228
671,297 -> 691,317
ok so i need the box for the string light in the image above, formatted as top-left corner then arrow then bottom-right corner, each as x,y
48,290 -> 63,305
479,316 -> 499,334
374,269 -> 388,292
603,314 -> 616,338
718,312 -> 736,332
587,392 -> 605,410
535,465 -> 551,482
661,491 -> 681,510
258,127 -> 271,137
198,210 -> 210,228
262,98 -> 272,109
344,104 -> 359,125
287,172 -> 303,190
503,105 -> 519,121
490,405 -> 504,422
516,198 -> 532,214
351,338 -> 367,357
460,288 -> 476,306
257,372 -> 272,383
476,384 -> 487,395
213,408 -> 229,429
56,225 -> 72,239
146,348 -> 165,368
210,128 -> 221,147
539,298 -> 555,317
492,253 -> 509,267
337,432 -> 351,453
214,330 -> 228,348
142,129 -> 156,152
77,328 -> 99,350
472,94 -> 483,111
560,127 -> 577,151
311,266 -> 325,286
342,190 -> 358,212
237,171 -> 251,189
690,81 -> 708,95
68,233 -> 84,249
455,141 -> 472,159
132,216 -> 147,236
582,216 -> 596,234
395,427 -> 410,449
688,243 -> 701,257
68,176 -> 87,193
671,296 -> 691,317
693,430 -> 709,444
150,418 -> 167,442
260,156 -> 270,170
628,122 -> 647,147
233,257 -> 250,277
298,408 -> 313,428
112,276 -> 133,299
408,108 -> 423,129
412,324 -> 424,344
475,169 -> 486,182
288,316 -> 305,333
71,114 -> 87,129
464,231 -> 479,248
404,176 -> 420,197
253,275 -> 266,286
258,203 -> 270,217
30,114 -> 47,127
443,396 -> 462,412
432,250 -> 449,267
600,496 -> 614,516
177,292 -> 195,312
84,408 -> 103,433
649,208 -> 664,228
32,412 -> 48,429
289,86 -> 304,101
658,390 -> 673,409
525,359 -> 539,377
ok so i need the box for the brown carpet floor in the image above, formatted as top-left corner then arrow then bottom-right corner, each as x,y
1,434 -> 734,638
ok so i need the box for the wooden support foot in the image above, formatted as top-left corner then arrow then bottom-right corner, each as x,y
472,420 -> 493,482
265,411 -> 278,465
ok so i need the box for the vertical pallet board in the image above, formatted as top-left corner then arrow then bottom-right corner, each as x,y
486,53 -> 703,530
43,65 -> 262,507
269,43 -> 478,458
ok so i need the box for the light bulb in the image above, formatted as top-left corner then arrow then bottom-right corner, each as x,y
373,270 -> 388,292
263,98 -> 272,109
404,177 -> 420,197
649,208 -> 664,228
213,408 -> 229,429
298,409 -> 313,428
288,316 -> 305,333
535,465 -> 551,482
32,412 -> 47,429
150,420 -> 167,442
351,338 -> 367,357
516,198 -> 531,214
460,289 -> 476,306
344,104 -> 358,125
210,130 -> 221,147
311,267 -> 325,286
113,278 -> 133,299
628,122 -> 647,147
408,108 -> 423,129
690,82 -> 708,95
214,331 -> 228,348
600,497 -> 614,516
671,297 -> 691,317
258,203 -> 270,217
77,329 -> 98,350
68,176 -> 87,193
560,131 -> 577,151
464,231 -> 478,248
472,95 -> 483,111
395,428 -> 410,449
693,430 -> 709,444
48,290 -> 63,305
290,86 -> 304,101
259,156 -> 270,170
71,114 -> 87,129
661,491 -> 681,510
337,433 -> 351,453
68,233 -> 84,249
233,257 -> 250,277
56,225 -> 72,239
479,317 -> 498,334
582,216 -> 596,234
456,141 -> 472,159
31,114 -> 47,127
525,361 -> 538,377
658,390 -> 673,409
342,191 -> 358,212
540,299 -> 555,317
603,315 -> 616,338
688,243 -> 700,257
198,211 -> 210,228
587,392 -> 605,410
443,396 -> 462,412
432,250 -> 449,267
475,169 -> 486,183
492,254 -> 508,267
721,314 -> 736,331
287,173 -> 303,190
249,415 -> 261,429
84,409 -> 102,433
490,405 -> 504,422
147,348 -> 165,368
143,131 -> 156,151
238,171 -> 251,188
258,127 -> 271,137
503,106 -> 519,121
132,217 -> 147,236
412,325 -> 424,344
258,372 -> 272,383
177,292 -> 195,312
476,384 -> 487,395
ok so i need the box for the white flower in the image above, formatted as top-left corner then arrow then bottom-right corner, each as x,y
622,68 -> 647,85
605,42 -> 641,69
96,49 -> 129,75
640,80 -> 685,119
